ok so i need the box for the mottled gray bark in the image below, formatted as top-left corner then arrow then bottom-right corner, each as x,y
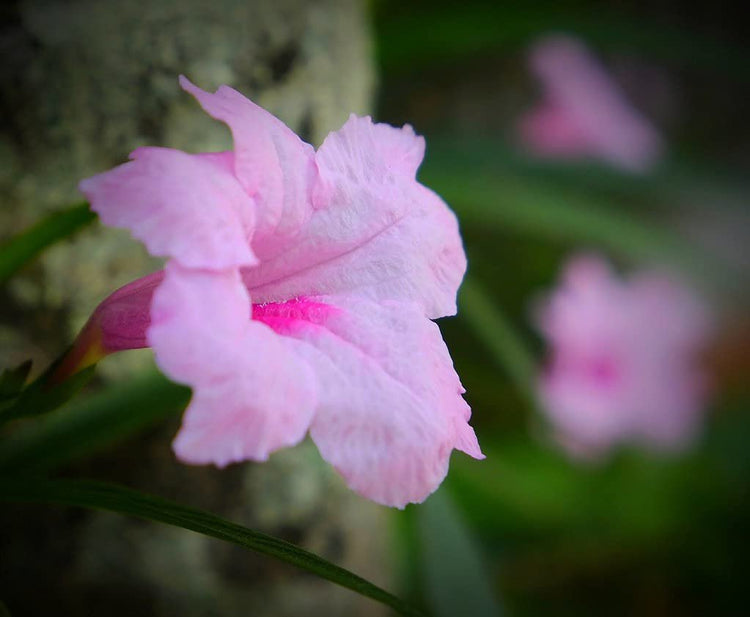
0,2 -> 389,616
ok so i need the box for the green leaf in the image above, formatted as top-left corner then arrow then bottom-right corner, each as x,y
449,439 -> 595,535
0,370 -> 188,473
391,507 -> 425,607
424,165 -> 724,284
0,478 -> 423,617
449,437 -> 702,543
0,599 -> 10,617
0,203 -> 96,284
459,276 -> 536,399
416,490 -> 503,617
426,136 -> 750,208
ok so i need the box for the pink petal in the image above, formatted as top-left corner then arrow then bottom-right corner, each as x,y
52,270 -> 164,382
148,263 -> 318,465
254,295 -> 483,508
80,147 -> 257,270
179,76 -> 316,255
92,270 -> 164,352
538,366 -> 631,452
517,102 -> 593,156
314,115 -> 426,196
629,271 -> 714,350
525,35 -> 663,172
242,115 -> 466,319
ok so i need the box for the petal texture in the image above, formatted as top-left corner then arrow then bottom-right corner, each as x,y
148,263 -> 318,465
254,295 -> 483,508
80,147 -> 257,269
179,76 -> 316,255
243,115 -> 466,319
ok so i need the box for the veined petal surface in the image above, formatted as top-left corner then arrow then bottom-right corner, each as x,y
180,76 -> 316,254
149,263 -> 318,465
243,115 -> 466,319
254,295 -> 483,508
80,147 -> 257,270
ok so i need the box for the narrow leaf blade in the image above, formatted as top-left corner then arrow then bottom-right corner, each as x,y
0,203 -> 95,284
424,165 -> 725,283
0,478 -> 423,617
459,276 -> 536,398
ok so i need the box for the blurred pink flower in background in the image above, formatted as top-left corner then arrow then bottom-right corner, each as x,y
517,35 -> 664,173
533,254 -> 713,459
74,76 -> 483,508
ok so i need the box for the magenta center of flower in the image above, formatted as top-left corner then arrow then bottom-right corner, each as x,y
551,351 -> 621,389
252,297 -> 338,335
585,355 -> 620,387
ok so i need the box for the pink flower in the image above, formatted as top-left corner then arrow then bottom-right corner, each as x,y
74,76 -> 483,508
517,35 -> 663,173
534,254 -> 712,458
